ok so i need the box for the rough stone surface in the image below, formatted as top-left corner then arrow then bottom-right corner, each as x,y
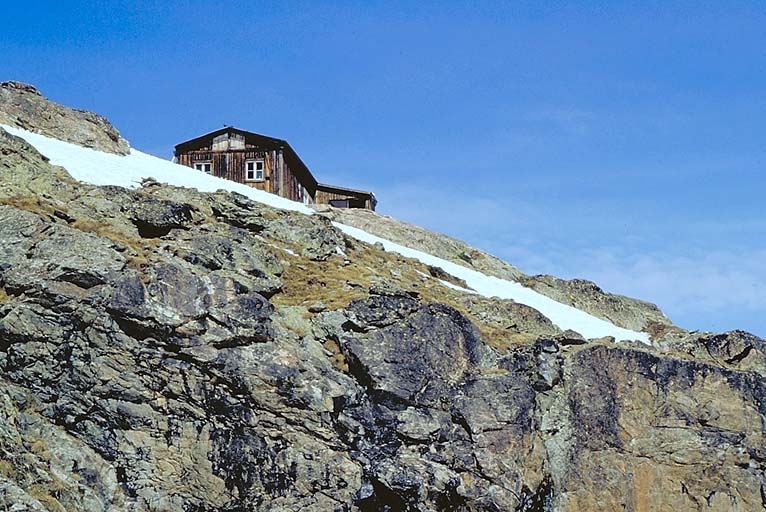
548,344 -> 766,511
0,87 -> 764,511
0,81 -> 130,154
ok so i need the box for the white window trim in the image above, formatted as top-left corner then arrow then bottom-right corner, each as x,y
245,159 -> 265,182
194,161 -> 212,174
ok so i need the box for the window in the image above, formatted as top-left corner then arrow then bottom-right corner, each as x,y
194,162 -> 212,174
245,160 -> 264,181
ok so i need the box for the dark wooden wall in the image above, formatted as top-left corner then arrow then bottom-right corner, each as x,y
176,145 -> 312,203
316,189 -> 376,210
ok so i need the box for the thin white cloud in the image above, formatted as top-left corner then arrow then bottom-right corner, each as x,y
372,180 -> 766,337
501,244 -> 766,335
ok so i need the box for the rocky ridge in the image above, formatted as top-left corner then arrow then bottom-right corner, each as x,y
0,81 -> 129,155
316,206 -> 672,332
0,83 -> 764,511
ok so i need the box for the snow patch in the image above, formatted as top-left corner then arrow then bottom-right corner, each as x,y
438,279 -> 477,294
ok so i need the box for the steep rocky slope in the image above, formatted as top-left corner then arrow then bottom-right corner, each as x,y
0,83 -> 764,511
317,206 -> 671,332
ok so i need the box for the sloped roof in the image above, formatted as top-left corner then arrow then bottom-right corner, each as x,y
174,127 -> 317,192
317,183 -> 375,198
317,183 -> 377,210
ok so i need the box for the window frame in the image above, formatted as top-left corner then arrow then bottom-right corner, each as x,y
245,159 -> 265,182
194,161 -> 212,175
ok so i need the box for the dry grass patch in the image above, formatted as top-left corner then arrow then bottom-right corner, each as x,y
0,459 -> 15,479
644,320 -> 686,342
323,338 -> 349,372
479,367 -> 510,376
271,246 -> 382,311
27,483 -> 66,512
272,239 -> 533,353
0,195 -> 59,218
70,218 -> 144,249
28,438 -> 50,459
70,217 -> 158,273
71,219 -> 156,276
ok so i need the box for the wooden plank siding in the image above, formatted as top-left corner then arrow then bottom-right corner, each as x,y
177,147 -> 310,202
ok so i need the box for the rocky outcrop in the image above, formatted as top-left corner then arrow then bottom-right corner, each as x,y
520,274 -> 672,332
316,205 -> 674,333
0,87 -> 764,511
546,343 -> 766,510
0,81 -> 129,154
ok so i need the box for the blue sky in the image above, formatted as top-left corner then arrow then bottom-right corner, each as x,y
3,1 -> 765,336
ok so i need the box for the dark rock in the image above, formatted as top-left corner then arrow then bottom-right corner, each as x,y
167,225 -> 283,296
108,263 -> 273,348
208,191 -> 273,232
1,218 -> 126,296
1,80 -> 43,96
551,344 -> 766,509
341,298 -> 495,408
129,195 -> 194,238
344,292 -> 421,331
307,301 -> 326,313
664,329 -> 766,375
555,329 -> 587,345
263,213 -> 346,262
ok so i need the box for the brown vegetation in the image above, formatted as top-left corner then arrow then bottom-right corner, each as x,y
272,237 -> 539,352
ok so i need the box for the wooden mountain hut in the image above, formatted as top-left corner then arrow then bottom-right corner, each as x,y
174,127 -> 376,210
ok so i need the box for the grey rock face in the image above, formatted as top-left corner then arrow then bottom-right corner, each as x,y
264,213 -> 346,262
167,225 -> 285,298
342,297 -> 496,406
0,92 -> 765,511
548,344 -> 766,510
330,293 -> 546,511
3,219 -> 126,292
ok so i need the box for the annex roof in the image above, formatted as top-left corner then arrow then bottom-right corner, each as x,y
317,182 -> 376,198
